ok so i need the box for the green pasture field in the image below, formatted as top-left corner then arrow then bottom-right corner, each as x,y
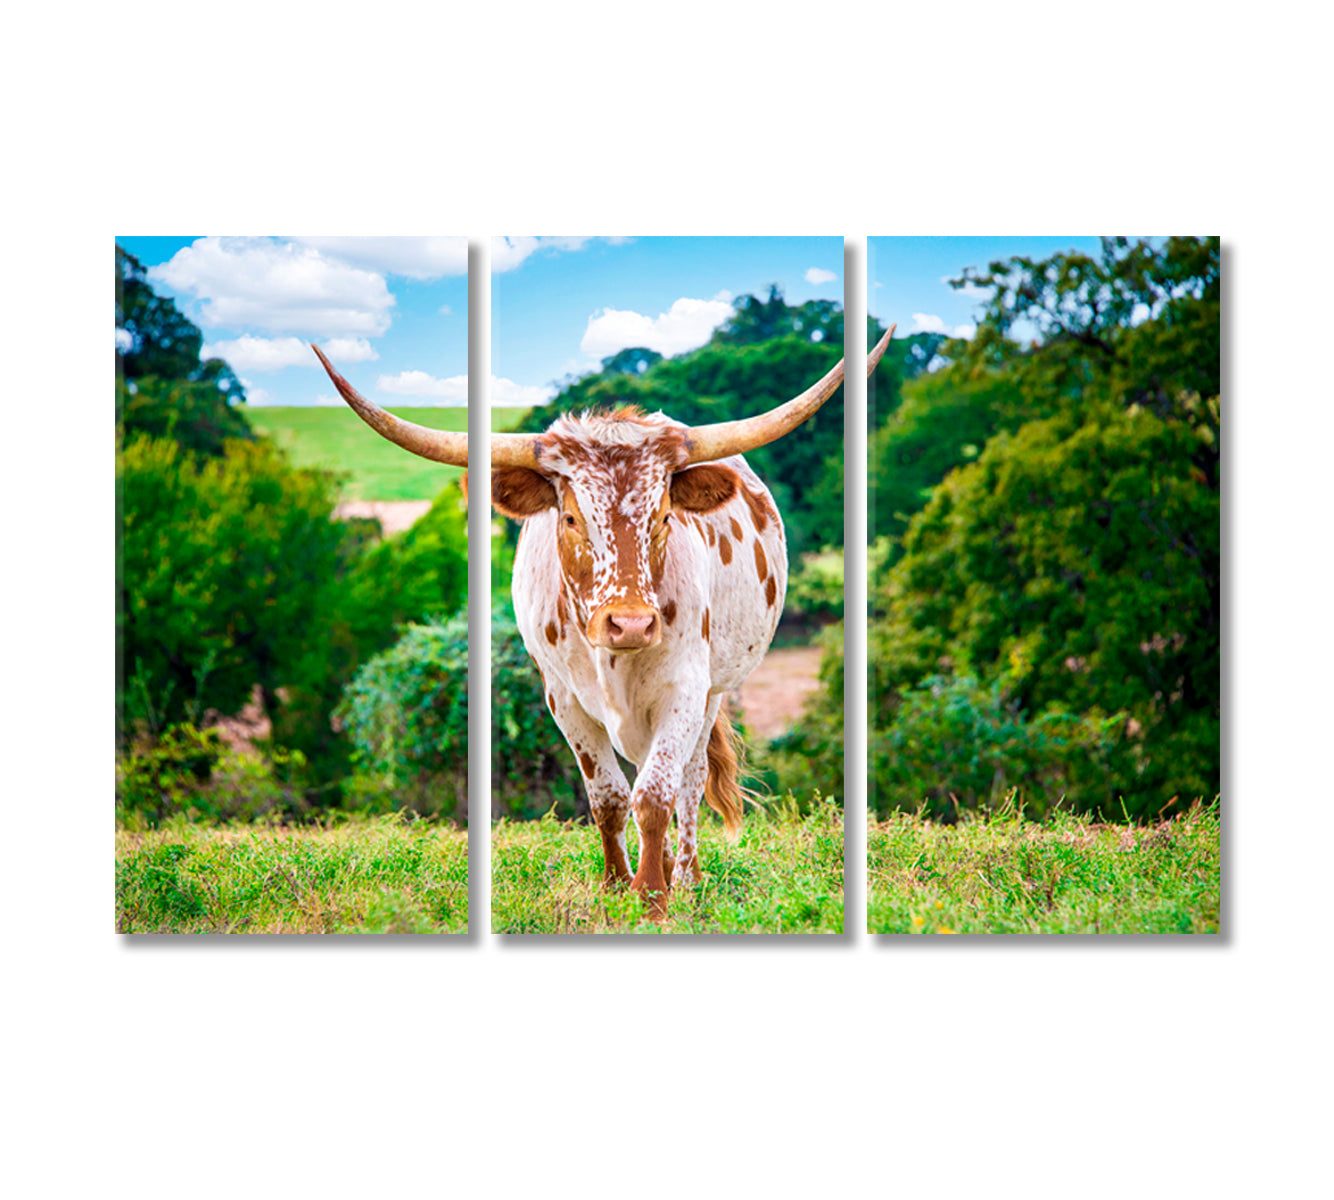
491,800 -> 844,934
116,818 -> 468,934
868,803 -> 1220,935
248,406 -> 531,501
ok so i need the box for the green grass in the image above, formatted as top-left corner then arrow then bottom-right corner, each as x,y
868,802 -> 1220,935
248,405 -> 531,501
116,817 -> 468,934
491,799 -> 844,934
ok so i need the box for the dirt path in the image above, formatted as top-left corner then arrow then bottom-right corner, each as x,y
333,500 -> 432,534
738,645 -> 825,741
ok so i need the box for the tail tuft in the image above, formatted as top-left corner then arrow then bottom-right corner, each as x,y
704,710 -> 747,840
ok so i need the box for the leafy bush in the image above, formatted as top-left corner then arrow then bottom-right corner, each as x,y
785,548 -> 844,621
272,481 -> 470,790
491,606 -> 583,820
335,615 -> 469,821
116,725 -> 308,827
872,675 -> 1123,821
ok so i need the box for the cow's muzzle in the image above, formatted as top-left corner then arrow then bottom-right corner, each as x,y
587,604 -> 661,652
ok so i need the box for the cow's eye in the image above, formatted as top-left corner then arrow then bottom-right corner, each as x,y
663,512 -> 671,526
565,514 -> 577,528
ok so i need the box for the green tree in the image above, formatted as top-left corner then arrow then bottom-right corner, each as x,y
714,285 -> 844,346
117,435 -> 353,735
794,237 -> 1219,820
599,346 -> 662,376
116,244 -> 252,455
872,404 -> 1219,816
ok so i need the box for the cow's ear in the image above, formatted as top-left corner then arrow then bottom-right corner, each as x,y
492,467 -> 557,518
670,464 -> 739,513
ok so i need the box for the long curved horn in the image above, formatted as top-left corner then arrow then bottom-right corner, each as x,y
682,323 -> 897,465
312,344 -> 470,467
867,323 -> 895,377
313,344 -> 546,470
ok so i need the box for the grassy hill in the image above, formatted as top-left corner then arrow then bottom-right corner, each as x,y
868,803 -> 1220,934
249,406 -> 532,502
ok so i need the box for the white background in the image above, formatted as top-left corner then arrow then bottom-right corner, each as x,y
6,2 -> 1329,1196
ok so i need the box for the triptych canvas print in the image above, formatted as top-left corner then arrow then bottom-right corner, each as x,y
115,235 -> 1221,936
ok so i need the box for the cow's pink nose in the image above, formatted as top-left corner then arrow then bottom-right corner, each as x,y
606,612 -> 658,649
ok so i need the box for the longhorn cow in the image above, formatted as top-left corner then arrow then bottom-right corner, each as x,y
313,327 -> 894,919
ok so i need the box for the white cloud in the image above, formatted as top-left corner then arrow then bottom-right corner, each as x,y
580,295 -> 734,358
490,236 -> 606,273
947,276 -> 995,302
493,376 -> 556,406
238,378 -> 273,406
149,237 -> 395,336
372,371 -> 554,407
909,312 -> 975,338
377,370 -> 469,404
201,335 -> 378,372
910,312 -> 949,334
439,304 -> 453,316
804,267 -> 837,285
289,237 -> 467,280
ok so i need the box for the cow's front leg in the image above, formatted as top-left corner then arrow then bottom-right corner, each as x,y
672,737 -> 710,887
629,707 -> 709,921
544,683 -> 634,888
630,785 -> 673,922
590,786 -> 633,888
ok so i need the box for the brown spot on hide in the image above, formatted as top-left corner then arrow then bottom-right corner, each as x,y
609,655 -> 617,670
579,751 -> 596,779
753,540 -> 768,582
547,693 -> 556,711
557,590 -> 568,627
730,517 -> 743,541
702,608 -> 710,640
545,622 -> 559,646
765,576 -> 778,607
706,523 -> 716,546
661,599 -> 677,626
741,484 -> 773,533
719,534 -> 733,565
670,463 -> 740,513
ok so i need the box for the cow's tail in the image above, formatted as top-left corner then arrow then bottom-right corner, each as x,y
704,710 -> 747,841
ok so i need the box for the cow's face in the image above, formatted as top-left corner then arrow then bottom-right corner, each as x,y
493,414 -> 739,652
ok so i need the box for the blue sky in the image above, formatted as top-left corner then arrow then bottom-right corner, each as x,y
491,236 -> 843,404
116,236 -> 469,407
115,236 -> 1111,407
870,236 -> 1105,344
